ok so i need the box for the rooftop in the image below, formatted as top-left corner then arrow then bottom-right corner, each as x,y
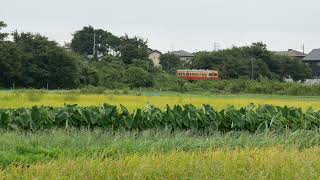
303,49 -> 320,61
172,50 -> 194,57
148,49 -> 162,54
273,49 -> 306,57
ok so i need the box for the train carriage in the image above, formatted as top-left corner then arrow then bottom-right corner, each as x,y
176,69 -> 219,81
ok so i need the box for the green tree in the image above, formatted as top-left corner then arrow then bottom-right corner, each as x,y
159,53 -> 181,73
0,42 -> 25,87
0,21 -> 8,41
118,35 -> 149,64
90,59 -> 126,89
71,26 -> 120,58
10,32 -> 81,89
79,62 -> 100,87
192,52 -> 223,70
124,67 -> 154,88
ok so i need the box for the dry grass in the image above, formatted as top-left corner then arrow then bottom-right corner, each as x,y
1,147 -> 319,179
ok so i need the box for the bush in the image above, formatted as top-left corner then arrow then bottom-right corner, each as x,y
168,79 -> 320,96
124,67 -> 154,88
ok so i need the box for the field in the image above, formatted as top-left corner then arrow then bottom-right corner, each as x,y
0,91 -> 319,110
0,90 -> 320,179
0,130 -> 320,179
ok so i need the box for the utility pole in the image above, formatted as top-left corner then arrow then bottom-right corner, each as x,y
250,58 -> 255,80
93,33 -> 96,58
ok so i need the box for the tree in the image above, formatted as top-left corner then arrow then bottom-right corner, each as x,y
4,32 -> 81,89
282,59 -> 312,80
79,62 -> 100,87
192,52 -> 223,70
124,67 -> 154,88
90,60 -> 125,89
159,53 -> 181,73
118,35 -> 149,64
0,42 -> 26,87
70,26 -> 120,58
0,21 -> 8,41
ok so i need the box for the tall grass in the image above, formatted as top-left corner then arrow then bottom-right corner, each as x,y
0,129 -> 320,168
1,147 -> 320,179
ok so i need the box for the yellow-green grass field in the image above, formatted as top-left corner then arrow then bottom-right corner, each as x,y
0,91 -> 319,110
1,91 -> 319,179
1,147 -> 320,179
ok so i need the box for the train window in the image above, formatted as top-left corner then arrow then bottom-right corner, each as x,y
209,73 -> 214,77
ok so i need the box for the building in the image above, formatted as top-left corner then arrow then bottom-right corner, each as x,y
171,50 -> 194,62
273,49 -> 306,59
302,49 -> 320,78
148,49 -> 162,67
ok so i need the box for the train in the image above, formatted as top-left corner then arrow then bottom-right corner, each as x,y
176,69 -> 219,81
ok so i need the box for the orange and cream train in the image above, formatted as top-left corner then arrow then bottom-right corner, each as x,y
176,69 -> 219,81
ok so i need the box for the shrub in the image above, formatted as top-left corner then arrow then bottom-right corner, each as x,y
124,67 -> 154,88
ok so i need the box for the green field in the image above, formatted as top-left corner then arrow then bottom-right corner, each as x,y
0,91 -> 319,110
0,130 -> 320,179
0,91 -> 320,179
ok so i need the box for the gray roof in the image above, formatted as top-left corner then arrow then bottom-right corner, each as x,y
148,48 -> 162,54
303,49 -> 320,61
273,49 -> 306,57
171,50 -> 194,57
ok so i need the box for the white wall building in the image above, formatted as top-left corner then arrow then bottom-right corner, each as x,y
148,50 -> 162,67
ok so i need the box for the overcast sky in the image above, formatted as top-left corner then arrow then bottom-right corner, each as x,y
1,0 -> 319,53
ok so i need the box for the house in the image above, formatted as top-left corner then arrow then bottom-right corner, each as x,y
273,49 -> 306,59
148,49 -> 162,67
171,50 -> 194,63
303,49 -> 320,78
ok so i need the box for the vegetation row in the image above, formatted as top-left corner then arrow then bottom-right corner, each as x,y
0,104 -> 319,132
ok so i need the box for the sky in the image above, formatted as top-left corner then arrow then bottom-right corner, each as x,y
1,0 -> 319,53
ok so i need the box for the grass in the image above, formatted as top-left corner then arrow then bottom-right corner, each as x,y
0,90 -> 319,110
0,130 -> 319,178
1,90 -> 320,178
1,147 -> 320,179
0,129 -> 320,167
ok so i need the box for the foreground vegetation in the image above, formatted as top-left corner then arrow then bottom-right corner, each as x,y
0,130 -> 320,179
2,148 -> 320,179
0,103 -> 319,132
0,90 -> 319,178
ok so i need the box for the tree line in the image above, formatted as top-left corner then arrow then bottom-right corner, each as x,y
160,43 -> 311,81
0,20 -> 313,90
